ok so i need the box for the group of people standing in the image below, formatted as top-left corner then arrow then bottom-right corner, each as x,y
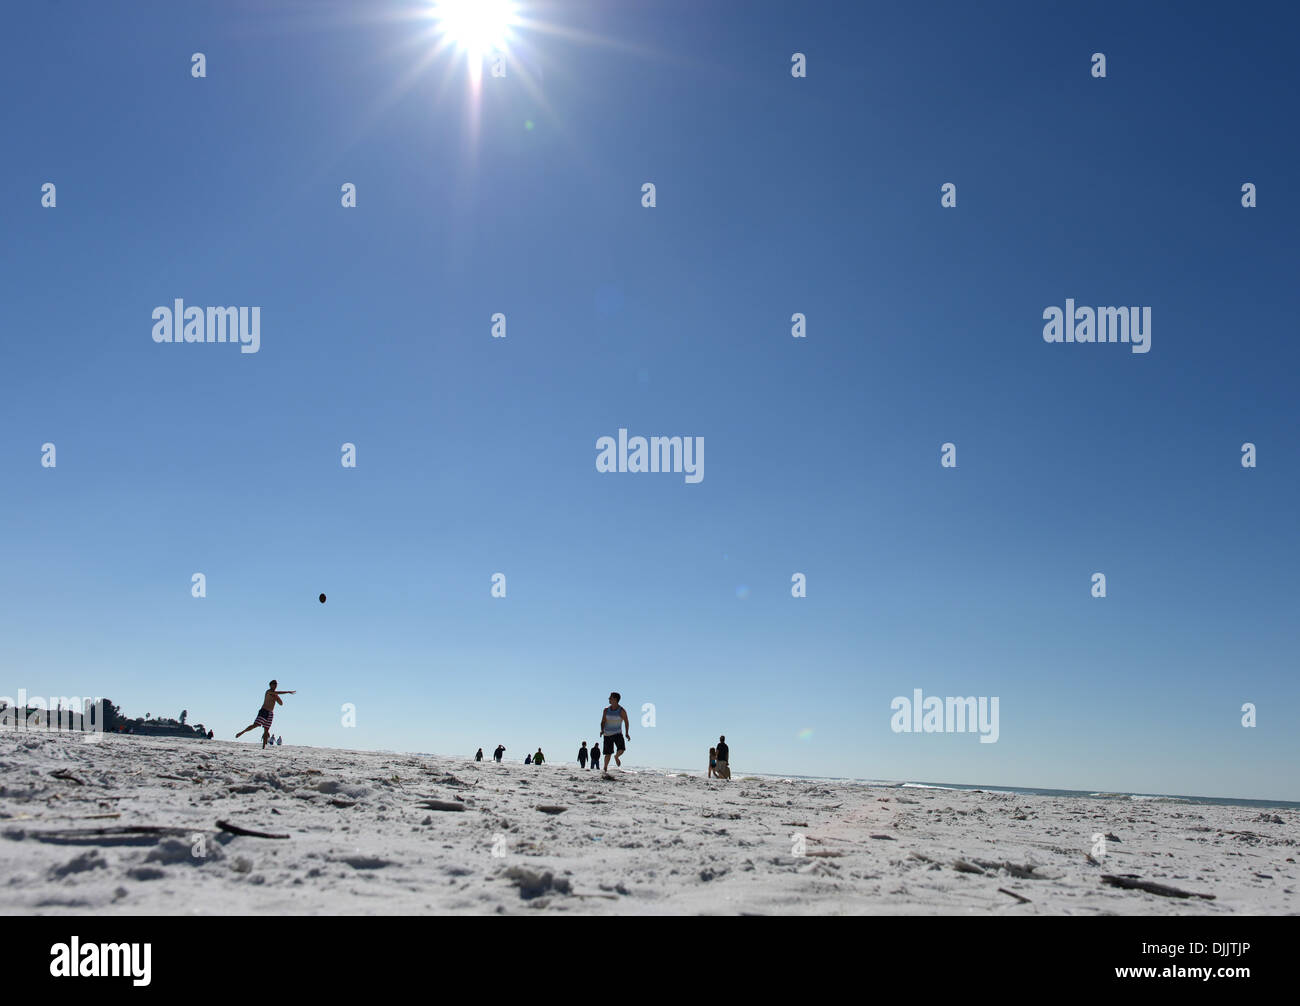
472,695 -> 731,780
474,744 -> 547,764
472,692 -> 633,774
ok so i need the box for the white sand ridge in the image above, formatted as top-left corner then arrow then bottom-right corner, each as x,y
1,733 -> 1295,915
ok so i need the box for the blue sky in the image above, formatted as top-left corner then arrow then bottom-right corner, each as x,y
1,1 -> 1296,800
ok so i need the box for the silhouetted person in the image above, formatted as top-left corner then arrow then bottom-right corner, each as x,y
236,680 -> 294,749
600,692 -> 630,771
715,735 -> 731,780
578,741 -> 589,768
475,748 -> 484,762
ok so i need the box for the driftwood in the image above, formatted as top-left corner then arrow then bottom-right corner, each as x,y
217,820 -> 289,839
998,887 -> 1032,904
51,769 -> 85,786
1101,874 -> 1215,900
417,799 -> 466,812
972,859 -> 1063,880
27,825 -> 191,845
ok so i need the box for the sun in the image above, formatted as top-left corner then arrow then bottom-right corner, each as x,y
432,0 -> 519,60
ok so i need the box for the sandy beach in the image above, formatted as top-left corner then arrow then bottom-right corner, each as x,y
1,732 -> 1294,915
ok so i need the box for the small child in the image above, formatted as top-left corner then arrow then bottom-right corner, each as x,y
708,746 -> 717,778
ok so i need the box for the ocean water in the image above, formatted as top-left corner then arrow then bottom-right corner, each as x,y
397,752 -> 1300,811
748,779 -> 1294,811
639,769 -> 1299,812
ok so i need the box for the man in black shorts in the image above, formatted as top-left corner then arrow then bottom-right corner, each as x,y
599,692 -> 631,771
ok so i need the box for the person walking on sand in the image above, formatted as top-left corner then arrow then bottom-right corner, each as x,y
524,753 -> 532,764
599,692 -> 631,772
708,746 -> 717,778
578,741 -> 589,769
714,735 -> 731,780
236,681 -> 294,749
533,748 -> 545,765
494,744 -> 505,763
475,748 -> 484,762
591,739 -> 601,769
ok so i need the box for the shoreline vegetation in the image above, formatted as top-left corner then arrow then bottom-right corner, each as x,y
0,699 -> 210,740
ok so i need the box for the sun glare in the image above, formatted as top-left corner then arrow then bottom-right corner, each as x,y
432,0 -> 519,60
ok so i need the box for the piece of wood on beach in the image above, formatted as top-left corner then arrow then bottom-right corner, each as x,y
27,825 -> 192,845
416,799 -> 467,812
536,805 -> 567,815
51,769 -> 85,786
216,820 -> 290,840
49,813 -> 121,821
973,859 -> 1064,880
998,887 -> 1032,904
953,859 -> 987,874
1101,874 -> 1216,900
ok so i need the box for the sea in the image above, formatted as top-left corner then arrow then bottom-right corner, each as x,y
649,770 -> 1300,812
407,751 -> 1300,811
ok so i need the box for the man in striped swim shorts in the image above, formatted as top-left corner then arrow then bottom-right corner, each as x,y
236,680 -> 295,749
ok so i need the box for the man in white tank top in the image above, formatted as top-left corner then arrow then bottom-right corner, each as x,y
599,692 -> 631,771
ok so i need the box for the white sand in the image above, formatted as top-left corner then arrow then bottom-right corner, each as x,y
1,732 -> 1294,915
